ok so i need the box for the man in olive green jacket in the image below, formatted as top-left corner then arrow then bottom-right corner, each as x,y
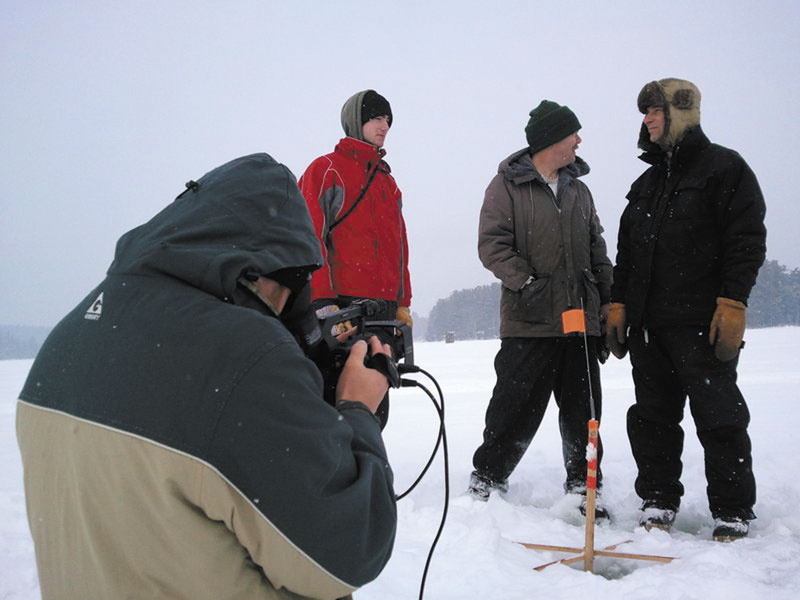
469,101 -> 612,519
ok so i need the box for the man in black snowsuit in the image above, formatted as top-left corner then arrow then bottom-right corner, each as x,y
606,78 -> 767,541
17,153 -> 397,599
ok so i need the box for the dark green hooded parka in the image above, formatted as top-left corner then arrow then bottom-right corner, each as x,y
17,153 -> 396,600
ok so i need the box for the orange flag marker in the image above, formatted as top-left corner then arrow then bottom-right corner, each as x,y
561,309 -> 586,334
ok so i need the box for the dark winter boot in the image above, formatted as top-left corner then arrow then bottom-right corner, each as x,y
639,500 -> 677,532
467,471 -> 508,501
712,518 -> 749,542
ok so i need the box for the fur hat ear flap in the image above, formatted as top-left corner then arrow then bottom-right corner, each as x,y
672,88 -> 697,110
659,78 -> 701,148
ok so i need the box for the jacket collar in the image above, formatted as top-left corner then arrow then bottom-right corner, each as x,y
638,126 -> 710,168
499,147 -> 590,184
335,136 -> 387,167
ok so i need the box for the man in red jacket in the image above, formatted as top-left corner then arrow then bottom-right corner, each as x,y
299,89 -> 412,426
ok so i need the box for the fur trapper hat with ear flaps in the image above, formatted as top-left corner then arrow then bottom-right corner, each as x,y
637,78 -> 701,151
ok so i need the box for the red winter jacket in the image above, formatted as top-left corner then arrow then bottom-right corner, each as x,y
299,137 -> 411,307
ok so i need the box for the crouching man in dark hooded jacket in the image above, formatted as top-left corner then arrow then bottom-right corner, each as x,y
606,78 -> 767,541
16,153 -> 397,599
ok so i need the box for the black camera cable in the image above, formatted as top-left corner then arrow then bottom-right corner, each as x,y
395,365 -> 449,600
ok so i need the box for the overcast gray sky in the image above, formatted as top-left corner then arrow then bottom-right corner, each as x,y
2,0 -> 798,327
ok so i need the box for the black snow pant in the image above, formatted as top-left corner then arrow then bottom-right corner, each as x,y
472,336 -> 603,492
627,327 -> 756,520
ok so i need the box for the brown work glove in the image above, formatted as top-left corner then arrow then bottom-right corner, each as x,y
709,297 -> 746,361
604,303 -> 628,359
395,306 -> 413,328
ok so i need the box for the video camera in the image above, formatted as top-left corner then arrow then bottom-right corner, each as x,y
288,296 -> 414,406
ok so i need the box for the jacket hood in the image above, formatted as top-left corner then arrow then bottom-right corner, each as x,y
340,90 -> 370,143
637,78 -> 701,152
108,153 -> 323,306
499,147 -> 590,182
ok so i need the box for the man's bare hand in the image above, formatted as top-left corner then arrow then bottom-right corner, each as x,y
335,336 -> 392,413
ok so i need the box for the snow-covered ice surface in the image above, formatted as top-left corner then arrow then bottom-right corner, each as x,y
2,327 -> 799,599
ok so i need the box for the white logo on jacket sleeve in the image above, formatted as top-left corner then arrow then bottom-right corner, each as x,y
84,292 -> 104,321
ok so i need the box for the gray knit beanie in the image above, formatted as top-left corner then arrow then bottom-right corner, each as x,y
525,100 -> 581,155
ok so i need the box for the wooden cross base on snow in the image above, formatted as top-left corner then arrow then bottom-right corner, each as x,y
518,420 -> 676,572
519,539 -> 675,572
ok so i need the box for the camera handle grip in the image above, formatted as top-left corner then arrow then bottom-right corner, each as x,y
364,352 -> 401,388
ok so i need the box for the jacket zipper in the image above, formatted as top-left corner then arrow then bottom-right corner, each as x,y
546,181 -> 574,307
641,155 -> 673,336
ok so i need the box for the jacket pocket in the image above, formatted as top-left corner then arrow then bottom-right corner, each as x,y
507,277 -> 551,324
663,182 -> 717,258
668,177 -> 710,220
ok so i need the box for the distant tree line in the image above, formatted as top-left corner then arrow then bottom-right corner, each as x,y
425,283 -> 502,341
424,259 -> 800,341
747,259 -> 800,327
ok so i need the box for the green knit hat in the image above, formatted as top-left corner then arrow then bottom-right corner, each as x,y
524,100 -> 581,155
